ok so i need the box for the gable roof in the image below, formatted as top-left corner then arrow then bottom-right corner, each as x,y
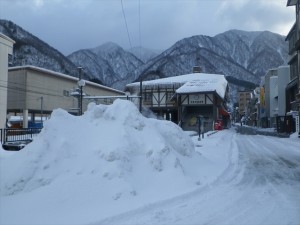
126,73 -> 228,99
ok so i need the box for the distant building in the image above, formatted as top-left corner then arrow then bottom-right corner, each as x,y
259,66 -> 293,130
126,72 -> 230,132
260,69 -> 277,127
7,66 -> 125,128
269,76 -> 278,126
248,87 -> 260,127
238,90 -> 251,116
277,66 -> 290,116
0,33 -> 15,130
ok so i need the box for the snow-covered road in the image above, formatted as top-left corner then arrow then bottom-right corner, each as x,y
94,129 -> 300,225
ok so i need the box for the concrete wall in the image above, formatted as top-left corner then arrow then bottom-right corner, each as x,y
7,69 -> 26,111
0,34 -> 14,129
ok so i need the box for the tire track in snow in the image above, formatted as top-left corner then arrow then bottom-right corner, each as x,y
90,130 -> 300,225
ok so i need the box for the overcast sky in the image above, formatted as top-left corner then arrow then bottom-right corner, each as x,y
0,0 -> 295,55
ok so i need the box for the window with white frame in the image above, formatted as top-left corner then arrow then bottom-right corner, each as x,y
144,92 -> 152,103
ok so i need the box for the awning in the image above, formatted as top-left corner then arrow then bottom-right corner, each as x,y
219,108 -> 230,117
286,78 -> 298,90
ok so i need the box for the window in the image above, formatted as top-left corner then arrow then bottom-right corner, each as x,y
8,54 -> 13,65
144,92 -> 152,102
166,92 -> 174,102
290,58 -> 298,81
63,90 -> 70,96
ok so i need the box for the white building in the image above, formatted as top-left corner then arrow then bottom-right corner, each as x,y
269,76 -> 278,124
0,33 -> 15,129
277,66 -> 290,116
260,66 -> 290,128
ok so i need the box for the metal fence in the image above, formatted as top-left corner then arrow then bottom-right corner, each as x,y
0,128 -> 42,144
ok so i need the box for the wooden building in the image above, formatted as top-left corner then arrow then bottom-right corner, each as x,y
126,73 -> 230,132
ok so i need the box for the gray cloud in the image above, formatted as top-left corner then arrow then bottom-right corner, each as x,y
0,0 -> 294,55
216,0 -> 294,34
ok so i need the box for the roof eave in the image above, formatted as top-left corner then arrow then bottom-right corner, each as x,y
287,0 -> 298,6
286,22 -> 296,40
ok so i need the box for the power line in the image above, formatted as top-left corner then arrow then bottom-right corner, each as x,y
120,0 -> 133,49
0,78 -> 79,98
0,77 -> 79,95
139,0 -> 142,58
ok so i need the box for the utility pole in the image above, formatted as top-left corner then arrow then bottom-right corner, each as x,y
77,67 -> 85,116
139,79 -> 142,113
40,96 -> 43,125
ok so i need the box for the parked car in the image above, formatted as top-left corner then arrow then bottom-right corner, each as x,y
214,119 -> 223,130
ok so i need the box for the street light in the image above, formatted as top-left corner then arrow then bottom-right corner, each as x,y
139,79 -> 142,113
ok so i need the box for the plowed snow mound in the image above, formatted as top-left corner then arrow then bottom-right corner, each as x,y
0,100 -> 203,200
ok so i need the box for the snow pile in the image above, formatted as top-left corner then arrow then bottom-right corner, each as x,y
0,99 -> 204,224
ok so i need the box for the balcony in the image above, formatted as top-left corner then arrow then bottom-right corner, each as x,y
288,56 -> 298,81
287,28 -> 297,54
296,32 -> 300,50
286,23 -> 300,53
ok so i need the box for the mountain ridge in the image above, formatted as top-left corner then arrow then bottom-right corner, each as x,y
0,20 -> 288,103
0,20 -> 85,79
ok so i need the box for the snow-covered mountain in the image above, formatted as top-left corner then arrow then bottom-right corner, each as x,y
128,46 -> 161,63
0,20 -> 84,79
0,19 -> 288,101
68,42 -> 144,90
135,30 -> 288,85
129,30 -> 288,102
68,30 -> 287,93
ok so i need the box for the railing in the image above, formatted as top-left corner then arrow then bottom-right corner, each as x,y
0,128 -> 42,144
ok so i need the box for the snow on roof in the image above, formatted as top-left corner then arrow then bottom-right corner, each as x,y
175,74 -> 227,99
126,73 -> 228,99
0,33 -> 15,44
